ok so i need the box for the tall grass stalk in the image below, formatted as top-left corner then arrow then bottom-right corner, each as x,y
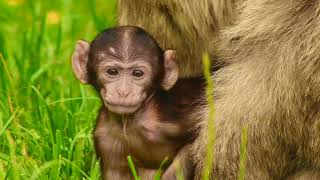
238,127 -> 248,180
154,156 -> 170,180
127,155 -> 141,180
202,53 -> 216,180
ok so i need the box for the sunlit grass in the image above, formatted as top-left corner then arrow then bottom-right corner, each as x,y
6,0 -> 24,6
238,127 -> 248,180
201,53 -> 216,180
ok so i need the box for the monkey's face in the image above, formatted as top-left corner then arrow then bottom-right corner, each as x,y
97,59 -> 154,114
71,26 -> 179,114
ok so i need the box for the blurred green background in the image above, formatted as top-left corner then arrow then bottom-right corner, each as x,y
0,0 -> 117,179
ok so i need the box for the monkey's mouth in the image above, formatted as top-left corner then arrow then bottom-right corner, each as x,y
104,102 -> 141,114
101,92 -> 147,114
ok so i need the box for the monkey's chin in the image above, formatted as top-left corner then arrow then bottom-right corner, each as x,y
105,103 -> 140,114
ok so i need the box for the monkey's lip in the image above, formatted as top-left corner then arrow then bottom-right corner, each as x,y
107,103 -> 139,108
105,101 -> 140,107
105,102 -> 140,113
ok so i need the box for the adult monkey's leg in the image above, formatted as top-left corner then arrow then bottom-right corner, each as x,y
117,0 -> 235,78
286,170 -> 320,180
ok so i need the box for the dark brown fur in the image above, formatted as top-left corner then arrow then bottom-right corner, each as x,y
94,78 -> 204,179
118,0 -> 320,179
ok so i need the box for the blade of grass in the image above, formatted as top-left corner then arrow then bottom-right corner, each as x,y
0,31 -> 7,59
47,97 -> 100,105
127,155 -> 141,180
175,162 -> 185,180
30,160 -> 59,180
202,53 -> 215,180
238,127 -> 248,180
50,155 -> 63,180
154,156 -> 169,180
31,85 -> 55,142
34,8 -> 47,61
0,159 -> 5,179
0,54 -> 13,82
66,131 -> 90,175
0,109 -> 18,137
89,156 -> 101,179
55,22 -> 62,55
61,157 -> 90,179
30,61 -> 54,82
6,130 -> 20,180
88,0 -> 106,31
72,137 -> 85,178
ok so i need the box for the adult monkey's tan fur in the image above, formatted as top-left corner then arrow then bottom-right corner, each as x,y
118,0 -> 234,77
118,0 -> 320,179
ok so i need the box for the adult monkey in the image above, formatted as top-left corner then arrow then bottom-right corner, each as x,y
118,0 -> 320,179
118,1 -> 235,179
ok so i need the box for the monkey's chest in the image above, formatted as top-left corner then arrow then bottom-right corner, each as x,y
125,132 -> 179,169
125,109 -> 185,168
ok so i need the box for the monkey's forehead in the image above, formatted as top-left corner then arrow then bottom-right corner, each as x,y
108,47 -> 116,55
92,42 -> 159,53
97,59 -> 155,70
92,45 -> 161,61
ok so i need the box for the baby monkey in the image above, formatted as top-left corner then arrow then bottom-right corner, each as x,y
72,26 -> 203,179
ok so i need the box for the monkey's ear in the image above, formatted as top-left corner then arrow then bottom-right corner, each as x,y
162,50 -> 179,90
72,40 -> 90,84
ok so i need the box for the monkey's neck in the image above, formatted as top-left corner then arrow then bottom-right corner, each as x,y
107,112 -> 132,123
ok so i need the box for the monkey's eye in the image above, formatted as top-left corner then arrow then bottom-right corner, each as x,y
106,68 -> 119,76
132,69 -> 144,78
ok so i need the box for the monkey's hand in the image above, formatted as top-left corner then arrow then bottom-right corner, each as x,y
161,144 -> 194,180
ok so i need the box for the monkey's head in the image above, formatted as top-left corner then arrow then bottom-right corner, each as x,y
72,26 -> 178,114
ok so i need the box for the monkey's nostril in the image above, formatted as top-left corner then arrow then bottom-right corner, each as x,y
122,92 -> 130,98
124,91 -> 130,97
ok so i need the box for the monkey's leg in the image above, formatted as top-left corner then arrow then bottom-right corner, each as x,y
102,168 -> 134,180
95,139 -> 134,180
194,123 -> 293,180
293,120 -> 320,180
139,168 -> 157,180
191,89 -> 297,180
161,144 -> 195,180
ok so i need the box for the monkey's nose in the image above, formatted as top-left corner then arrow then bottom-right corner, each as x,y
117,90 -> 130,97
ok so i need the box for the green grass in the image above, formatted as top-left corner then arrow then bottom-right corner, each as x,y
0,0 -> 116,179
127,156 -> 141,180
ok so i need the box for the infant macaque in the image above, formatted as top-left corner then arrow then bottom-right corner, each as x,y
72,26 -> 204,179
